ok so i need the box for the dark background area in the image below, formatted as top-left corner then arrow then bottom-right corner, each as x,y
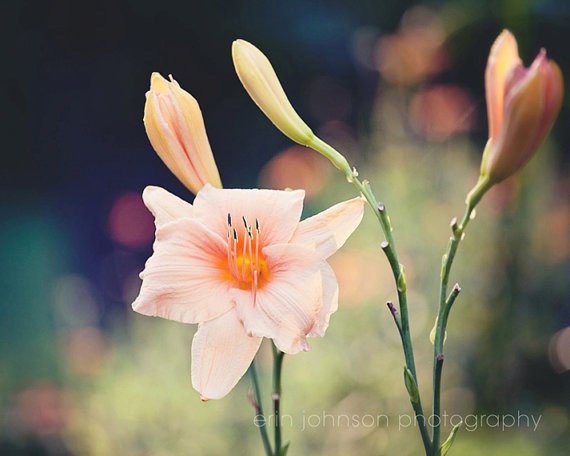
5,0 -> 568,311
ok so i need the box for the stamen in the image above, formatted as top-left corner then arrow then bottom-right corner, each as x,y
255,219 -> 260,278
227,231 -> 232,273
226,213 -> 234,276
232,228 -> 239,276
247,225 -> 254,278
241,218 -> 248,279
252,269 -> 258,307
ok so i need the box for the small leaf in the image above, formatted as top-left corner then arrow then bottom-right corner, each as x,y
278,442 -> 290,456
440,422 -> 461,456
429,317 -> 447,345
397,265 -> 406,292
403,367 -> 419,404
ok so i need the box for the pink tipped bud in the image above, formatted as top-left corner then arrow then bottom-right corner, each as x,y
143,73 -> 222,194
481,30 -> 564,184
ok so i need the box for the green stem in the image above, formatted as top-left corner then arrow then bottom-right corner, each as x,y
249,359 -> 273,456
308,136 -> 431,454
272,342 -> 285,455
309,137 -> 416,374
432,354 -> 444,455
432,176 -> 491,454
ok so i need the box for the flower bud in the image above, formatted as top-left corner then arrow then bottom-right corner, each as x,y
144,73 -> 222,195
481,30 -> 563,184
232,40 -> 352,175
232,39 -> 315,146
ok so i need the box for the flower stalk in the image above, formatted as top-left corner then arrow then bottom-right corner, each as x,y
249,360 -> 273,456
307,136 -> 432,454
431,199 -> 477,454
272,343 -> 286,456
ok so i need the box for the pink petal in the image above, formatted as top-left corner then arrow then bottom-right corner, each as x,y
192,309 -> 262,400
485,56 -> 546,181
291,197 -> 364,259
142,186 -> 194,228
531,56 -> 564,152
193,184 -> 305,245
167,79 -> 222,190
485,30 -> 521,140
234,243 -> 323,354
132,218 -> 233,324
291,197 -> 364,258
145,91 -> 205,194
308,262 -> 339,337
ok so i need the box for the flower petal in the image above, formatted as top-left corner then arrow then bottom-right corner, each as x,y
192,309 -> 262,400
193,184 -> 305,245
530,57 -> 564,153
234,243 -> 323,354
308,262 -> 339,337
485,30 -> 521,140
142,186 -> 194,228
144,86 -> 204,194
486,56 -> 546,181
167,79 -> 222,190
132,218 -> 232,324
290,197 -> 364,259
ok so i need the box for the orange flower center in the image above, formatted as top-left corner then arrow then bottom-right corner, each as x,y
226,214 -> 268,301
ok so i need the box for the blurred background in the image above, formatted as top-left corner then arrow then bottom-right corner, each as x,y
1,0 -> 569,454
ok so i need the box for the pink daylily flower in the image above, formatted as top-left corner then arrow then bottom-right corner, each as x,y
132,184 -> 364,400
481,30 -> 563,183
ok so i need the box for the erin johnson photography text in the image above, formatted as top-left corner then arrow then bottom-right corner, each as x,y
253,411 -> 542,432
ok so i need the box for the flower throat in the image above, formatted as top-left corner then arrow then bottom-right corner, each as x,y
226,213 -> 268,298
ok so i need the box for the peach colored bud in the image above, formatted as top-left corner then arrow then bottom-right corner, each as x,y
143,73 -> 222,195
232,40 -> 352,175
232,39 -> 315,146
481,30 -> 563,184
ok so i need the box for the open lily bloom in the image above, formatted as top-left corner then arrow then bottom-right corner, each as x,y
133,184 -> 364,400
